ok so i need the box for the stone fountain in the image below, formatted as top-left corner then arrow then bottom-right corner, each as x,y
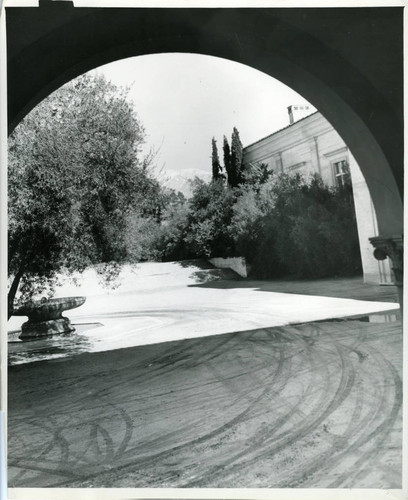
14,296 -> 86,340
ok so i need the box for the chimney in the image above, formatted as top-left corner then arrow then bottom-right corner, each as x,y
287,105 -> 312,125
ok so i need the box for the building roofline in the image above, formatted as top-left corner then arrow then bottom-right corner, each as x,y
244,110 -> 321,150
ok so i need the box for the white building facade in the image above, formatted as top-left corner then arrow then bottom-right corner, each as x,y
243,110 -> 393,284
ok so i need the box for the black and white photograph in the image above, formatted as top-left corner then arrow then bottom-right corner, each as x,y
0,1 -> 404,497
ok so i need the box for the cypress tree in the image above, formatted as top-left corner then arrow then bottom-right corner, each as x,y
211,137 -> 222,181
223,135 -> 234,187
231,127 -> 243,186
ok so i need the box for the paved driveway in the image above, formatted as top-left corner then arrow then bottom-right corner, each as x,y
7,261 -> 402,489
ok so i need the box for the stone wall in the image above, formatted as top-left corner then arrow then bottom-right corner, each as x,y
209,257 -> 248,278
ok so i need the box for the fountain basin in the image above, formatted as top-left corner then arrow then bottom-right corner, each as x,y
14,296 -> 86,340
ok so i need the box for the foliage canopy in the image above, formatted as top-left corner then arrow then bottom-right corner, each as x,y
154,167 -> 362,280
8,74 -> 166,317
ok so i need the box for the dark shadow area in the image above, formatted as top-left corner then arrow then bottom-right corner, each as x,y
8,315 -> 402,488
175,259 -> 243,284
175,259 -> 216,270
8,323 -> 102,365
188,275 -> 399,303
312,310 -> 401,324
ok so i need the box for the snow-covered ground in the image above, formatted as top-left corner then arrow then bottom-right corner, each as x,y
8,261 -> 399,363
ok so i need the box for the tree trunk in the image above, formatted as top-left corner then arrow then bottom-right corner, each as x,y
8,268 -> 24,320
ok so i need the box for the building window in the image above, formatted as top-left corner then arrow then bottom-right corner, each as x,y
274,153 -> 283,173
287,161 -> 307,172
333,160 -> 350,188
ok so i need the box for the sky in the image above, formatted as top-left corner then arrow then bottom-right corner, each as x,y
92,53 -> 314,181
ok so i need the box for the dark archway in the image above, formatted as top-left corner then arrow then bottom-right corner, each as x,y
6,3 -> 403,283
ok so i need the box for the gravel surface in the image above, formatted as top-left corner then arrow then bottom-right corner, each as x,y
8,318 -> 402,488
7,261 -> 402,488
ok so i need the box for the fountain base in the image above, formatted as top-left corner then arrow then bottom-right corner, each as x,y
20,316 -> 75,340
14,296 -> 86,341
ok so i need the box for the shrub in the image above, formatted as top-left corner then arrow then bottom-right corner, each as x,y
248,173 -> 362,279
183,178 -> 237,258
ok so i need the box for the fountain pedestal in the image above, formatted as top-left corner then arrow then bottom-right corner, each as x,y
14,297 -> 86,340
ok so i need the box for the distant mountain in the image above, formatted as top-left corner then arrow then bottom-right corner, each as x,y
162,169 -> 212,198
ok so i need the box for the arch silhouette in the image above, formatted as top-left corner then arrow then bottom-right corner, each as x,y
6,4 -> 403,239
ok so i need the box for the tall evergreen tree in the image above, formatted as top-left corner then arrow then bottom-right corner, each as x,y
211,137 -> 222,181
223,135 -> 234,187
231,127 -> 243,186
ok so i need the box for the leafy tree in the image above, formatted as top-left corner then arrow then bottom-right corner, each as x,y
155,200 -> 192,262
183,178 -> 237,258
123,214 -> 163,263
8,73 -> 158,318
241,162 -> 273,189
228,188 -> 264,261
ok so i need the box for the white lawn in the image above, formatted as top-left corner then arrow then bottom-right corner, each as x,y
8,261 -> 399,354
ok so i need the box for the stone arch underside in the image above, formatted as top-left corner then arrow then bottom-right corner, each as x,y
6,6 -> 403,239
